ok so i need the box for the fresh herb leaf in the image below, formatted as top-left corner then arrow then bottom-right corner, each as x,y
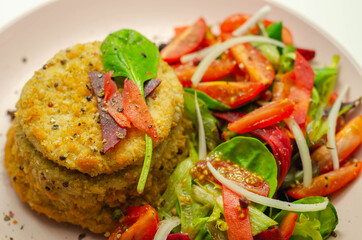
267,21 -> 283,42
101,29 -> 159,93
209,137 -> 278,198
184,88 -> 231,111
279,45 -> 296,74
101,29 -> 160,194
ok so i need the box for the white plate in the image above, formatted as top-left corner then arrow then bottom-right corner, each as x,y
0,0 -> 361,239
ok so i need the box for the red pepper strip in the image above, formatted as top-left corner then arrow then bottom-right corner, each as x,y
279,212 -> 298,240
222,33 -> 275,88
195,81 -> 264,108
213,111 -> 292,189
252,125 -> 293,189
122,79 -> 158,141
254,226 -> 285,240
220,13 -> 293,45
296,48 -> 316,61
160,18 -> 207,63
103,71 -> 131,128
312,115 -> 362,173
173,54 -> 236,87
222,186 -> 253,240
287,161 -> 362,199
289,51 -> 315,128
228,99 -> 294,134
109,205 -> 159,240
88,71 -> 126,153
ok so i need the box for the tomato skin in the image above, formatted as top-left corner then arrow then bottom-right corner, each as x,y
195,81 -> 264,108
173,55 -> 236,87
287,161 -> 362,199
289,51 -> 314,128
296,48 -> 316,61
228,99 -> 294,134
220,14 -> 293,44
108,205 -> 159,240
272,70 -> 294,102
222,186 -> 253,240
312,115 -> 362,173
161,18 -> 207,63
122,79 -> 158,141
225,35 -> 275,88
279,212 -> 298,240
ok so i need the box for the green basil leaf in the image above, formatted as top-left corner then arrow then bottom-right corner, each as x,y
209,137 -> 278,198
184,88 -> 231,111
101,29 -> 159,93
267,21 -> 283,42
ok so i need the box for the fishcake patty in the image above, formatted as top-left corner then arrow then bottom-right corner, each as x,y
16,42 -> 183,176
5,116 -> 191,233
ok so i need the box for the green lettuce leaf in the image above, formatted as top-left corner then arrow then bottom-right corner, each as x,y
184,88 -> 231,111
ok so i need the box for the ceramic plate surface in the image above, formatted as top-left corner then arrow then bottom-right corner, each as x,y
0,0 -> 361,239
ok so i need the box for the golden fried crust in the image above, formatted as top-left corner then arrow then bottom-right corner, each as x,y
16,42 -> 183,176
5,116 -> 192,233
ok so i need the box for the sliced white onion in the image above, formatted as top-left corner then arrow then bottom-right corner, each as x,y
232,5 -> 271,37
206,161 -> 328,212
327,85 -> 349,170
180,45 -> 218,64
285,117 -> 312,187
191,36 -> 285,86
153,217 -> 181,240
195,91 -> 207,160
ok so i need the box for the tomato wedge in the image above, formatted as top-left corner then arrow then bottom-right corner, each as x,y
312,115 -> 362,173
122,79 -> 158,141
195,81 -> 263,108
173,55 -> 236,87
222,186 -> 253,240
103,71 -> 131,128
272,70 -> 294,102
160,18 -> 207,63
289,51 -> 314,128
254,226 -> 284,240
279,212 -> 298,240
109,205 -> 159,240
222,33 -> 275,88
287,161 -> 362,199
220,14 -> 293,45
228,99 -> 294,134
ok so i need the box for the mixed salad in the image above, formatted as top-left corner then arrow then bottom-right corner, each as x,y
98,5 -> 362,240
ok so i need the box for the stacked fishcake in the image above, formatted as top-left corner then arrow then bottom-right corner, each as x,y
4,42 -> 190,233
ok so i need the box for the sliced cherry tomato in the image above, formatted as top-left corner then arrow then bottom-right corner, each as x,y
174,26 -> 189,38
228,99 -> 294,134
296,48 -> 316,61
312,115 -> 362,173
191,159 -> 270,196
161,18 -> 207,63
109,205 -> 159,240
254,226 -> 284,240
231,65 -> 249,82
175,25 -> 218,48
222,186 -> 253,240
173,55 -> 236,87
220,14 -> 293,45
289,51 -> 314,128
103,71 -> 131,128
287,161 -> 362,199
195,81 -> 264,108
122,79 -> 158,141
222,33 -> 275,88
279,212 -> 298,240
272,70 -> 294,102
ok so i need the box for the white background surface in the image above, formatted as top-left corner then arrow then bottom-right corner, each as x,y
0,0 -> 362,69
